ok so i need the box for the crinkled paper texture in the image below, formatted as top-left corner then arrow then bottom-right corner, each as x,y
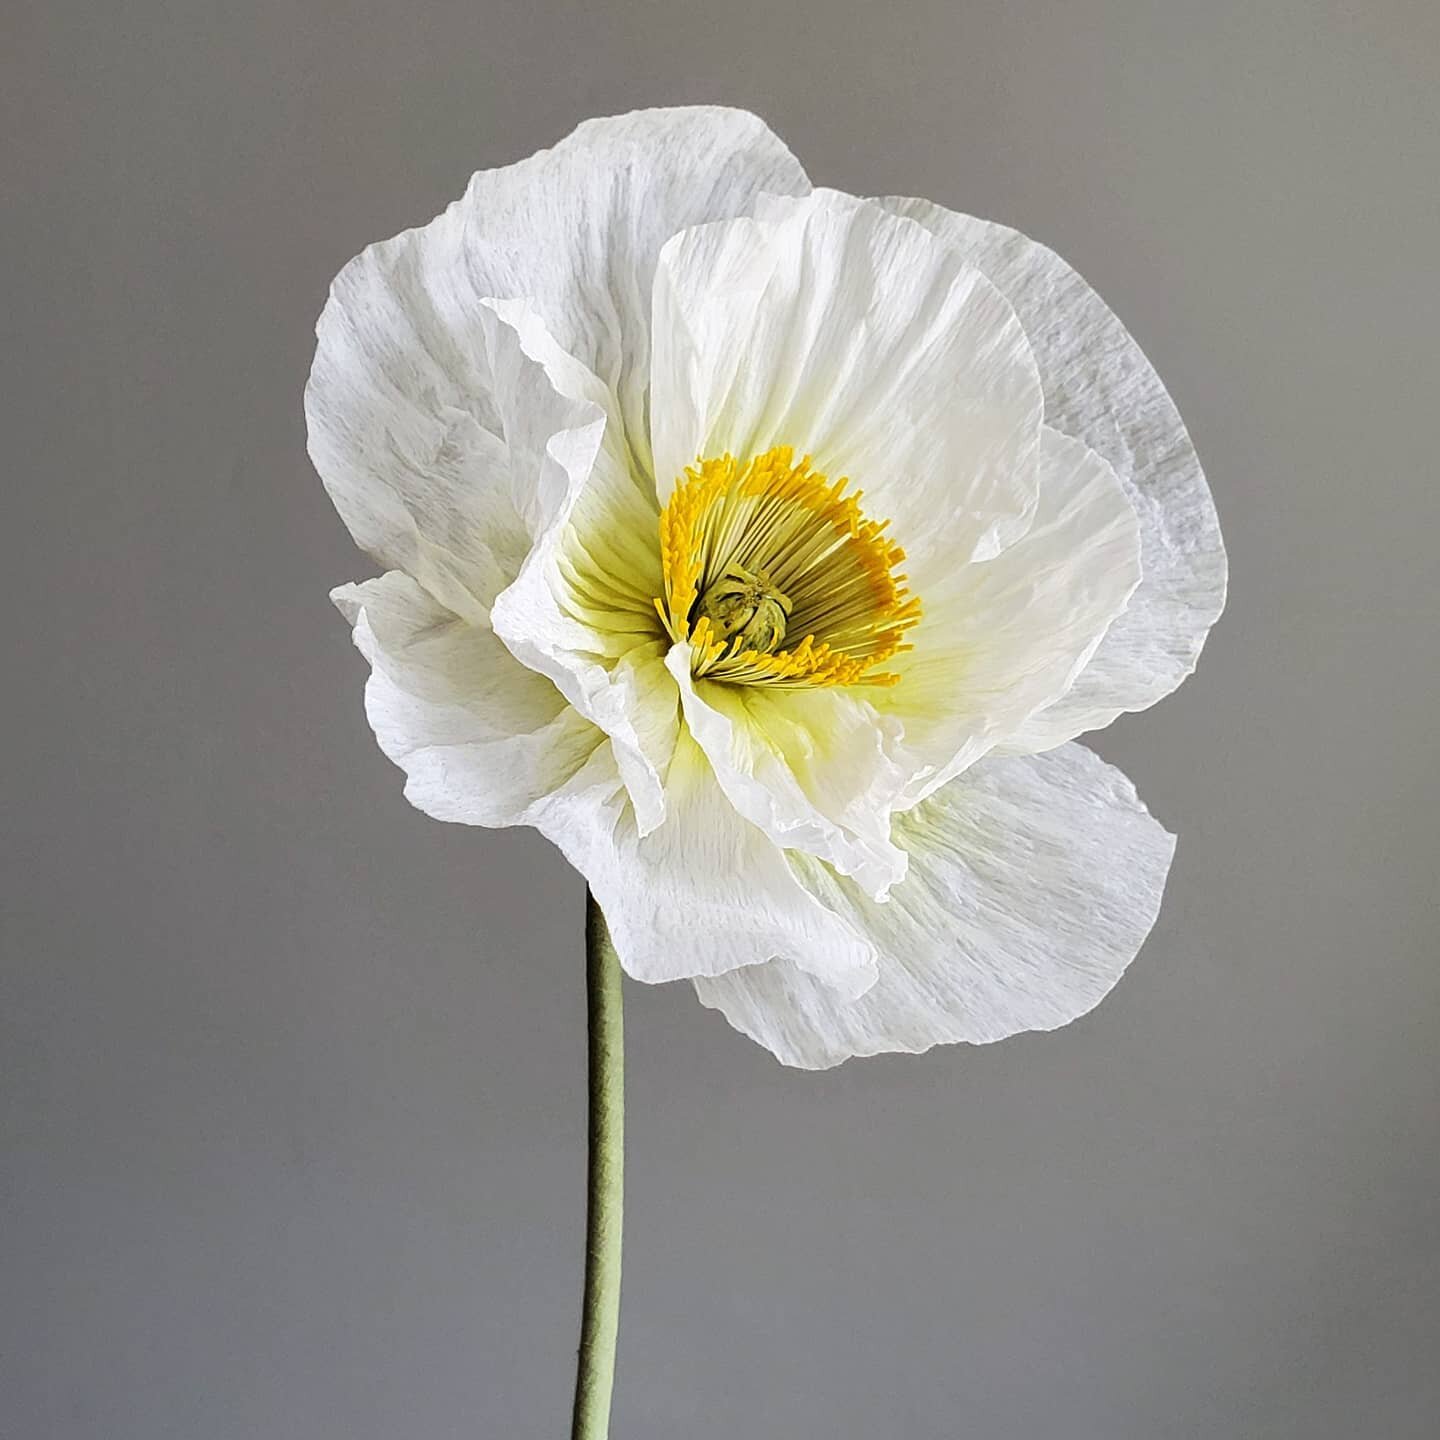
310,107 -> 1224,1065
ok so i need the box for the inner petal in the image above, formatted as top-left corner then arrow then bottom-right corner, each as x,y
654,444 -> 921,690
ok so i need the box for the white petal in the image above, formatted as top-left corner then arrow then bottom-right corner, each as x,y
335,572 -> 601,827
335,574 -> 873,994
694,743 -> 1175,1068
307,109 -> 808,587
482,303 -> 678,835
471,108 -> 809,476
881,197 -> 1227,743
650,190 -> 1044,565
528,733 -> 877,996
878,426 -> 1143,806
307,261 -> 530,622
666,647 -> 910,898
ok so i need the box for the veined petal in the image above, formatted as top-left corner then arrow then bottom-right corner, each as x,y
881,197 -> 1227,744
666,647 -> 910,898
463,108 -> 808,478
334,572 -> 602,827
651,189 -> 1044,565
307,107 -> 808,584
878,427 -> 1143,806
529,733 -> 878,996
335,574 -> 872,993
694,743 -> 1175,1069
307,269 -> 529,623
483,302 -> 678,835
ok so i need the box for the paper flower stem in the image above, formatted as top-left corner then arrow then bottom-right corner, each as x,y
571,893 -> 625,1440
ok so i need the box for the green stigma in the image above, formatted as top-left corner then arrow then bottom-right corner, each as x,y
695,564 -> 793,654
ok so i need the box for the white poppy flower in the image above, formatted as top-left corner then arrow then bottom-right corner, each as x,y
308,106 -> 1226,1070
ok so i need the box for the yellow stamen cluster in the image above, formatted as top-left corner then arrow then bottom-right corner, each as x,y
654,446 -> 921,688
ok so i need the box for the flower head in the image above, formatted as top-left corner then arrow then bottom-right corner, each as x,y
309,107 -> 1226,1068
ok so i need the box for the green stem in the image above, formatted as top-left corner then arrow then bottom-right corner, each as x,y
571,892 -> 624,1440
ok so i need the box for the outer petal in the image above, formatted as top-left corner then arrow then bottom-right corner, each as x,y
459,107 -> 808,478
335,573 -> 874,994
307,265 -> 530,623
650,190 -> 1044,564
307,108 -> 808,589
482,301 -> 678,835
881,197 -> 1227,744
529,734 -> 878,997
878,427 -> 1143,807
334,572 -> 601,827
694,743 -> 1175,1069
666,648 -> 910,898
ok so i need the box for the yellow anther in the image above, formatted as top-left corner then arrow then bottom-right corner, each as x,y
655,446 -> 920,689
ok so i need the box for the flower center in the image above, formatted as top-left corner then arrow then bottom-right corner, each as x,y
695,563 -> 793,653
654,445 -> 921,688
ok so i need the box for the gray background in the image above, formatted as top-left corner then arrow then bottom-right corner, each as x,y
5,2 -> 1438,1437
